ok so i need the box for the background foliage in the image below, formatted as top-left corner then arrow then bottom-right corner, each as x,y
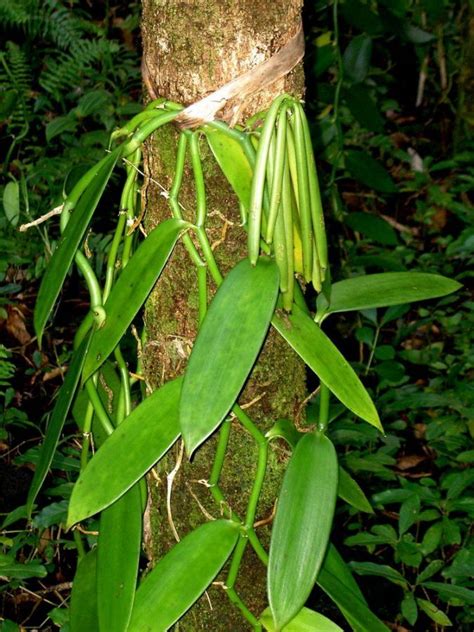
1,0 -> 472,630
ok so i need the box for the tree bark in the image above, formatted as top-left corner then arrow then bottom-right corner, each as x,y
140,2 -> 306,629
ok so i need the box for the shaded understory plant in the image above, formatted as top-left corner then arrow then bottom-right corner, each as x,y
18,92 -> 463,632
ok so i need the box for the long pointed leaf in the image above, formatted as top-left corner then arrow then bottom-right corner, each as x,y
273,304 -> 381,430
317,272 -> 461,318
97,485 -> 142,632
26,335 -> 90,518
180,257 -> 279,454
338,466 -> 373,513
268,432 -> 338,630
317,546 -> 389,632
34,148 -> 121,344
260,606 -> 343,631
70,549 -> 99,632
67,377 -> 181,526
83,218 -> 187,381
128,520 -> 239,631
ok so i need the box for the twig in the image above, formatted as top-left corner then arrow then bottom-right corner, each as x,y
18,205 -> 63,232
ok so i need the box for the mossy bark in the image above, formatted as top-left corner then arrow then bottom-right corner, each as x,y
141,1 -> 306,629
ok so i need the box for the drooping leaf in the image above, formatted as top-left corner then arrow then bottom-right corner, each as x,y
260,606 -> 343,631
317,547 -> 389,632
128,520 -> 239,632
349,561 -> 408,588
338,467 -> 373,513
70,549 -> 99,632
34,148 -> 121,345
345,211 -> 397,245
26,335 -> 90,518
268,433 -> 338,630
421,582 -> 474,606
67,378 -> 181,526
204,125 -> 253,210
97,485 -> 142,632
0,554 -> 47,580
343,86 -> 385,133
317,272 -> 462,318
401,592 -> 418,626
416,598 -> 452,626
82,218 -> 187,381
345,150 -> 397,193
273,305 -> 381,429
343,35 -> 372,83
180,257 -> 279,454
3,181 -> 20,226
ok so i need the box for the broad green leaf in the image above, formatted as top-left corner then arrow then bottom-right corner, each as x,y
345,150 -> 397,193
67,378 -> 181,526
3,181 -> 20,226
422,581 -> 474,605
345,211 -> 397,245
343,35 -> 372,83
34,148 -> 120,344
128,520 -> 239,631
70,550 -> 99,632
338,467 -> 373,513
26,335 -> 90,518
317,272 -> 461,318
97,485 -> 142,632
320,545 -> 367,604
343,86 -> 384,133
317,550 -> 389,632
401,592 -> 418,626
0,554 -> 47,580
82,218 -> 187,381
204,126 -> 253,209
349,561 -> 408,588
268,433 -> 338,630
45,115 -> 78,142
416,598 -> 452,626
180,257 -> 279,454
273,305 -> 381,429
260,606 -> 343,631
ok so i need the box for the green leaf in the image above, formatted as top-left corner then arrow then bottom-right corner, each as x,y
27,335 -> 90,518
401,592 -> 418,625
3,181 -> 20,227
45,115 -> 78,142
260,606 -> 343,631
345,212 -> 397,245
416,560 -> 444,584
268,433 -> 338,630
317,552 -> 389,632
346,150 -> 397,193
70,550 -> 99,632
67,378 -> 181,526
83,218 -> 187,381
0,554 -> 47,580
399,494 -> 421,535
34,148 -> 120,345
266,419 -> 302,448
416,598 -> 452,626
421,582 -> 474,606
338,467 -> 373,513
128,520 -> 239,631
343,86 -> 385,133
343,35 -> 372,83
317,272 -> 462,317
273,305 -> 381,430
180,257 -> 279,454
349,561 -> 408,588
97,485 -> 142,632
204,126 -> 253,210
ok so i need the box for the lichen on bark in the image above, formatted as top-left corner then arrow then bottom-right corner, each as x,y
140,1 -> 306,628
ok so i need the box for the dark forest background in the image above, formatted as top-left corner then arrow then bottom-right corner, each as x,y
0,1 -> 473,630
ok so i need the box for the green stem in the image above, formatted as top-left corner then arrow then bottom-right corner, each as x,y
189,133 -> 207,227
85,378 -> 114,436
114,346 -> 131,419
318,383 -> 330,433
80,401 -> 94,470
73,530 -> 86,561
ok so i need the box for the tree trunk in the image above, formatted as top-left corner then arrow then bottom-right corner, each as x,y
140,2 -> 306,629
